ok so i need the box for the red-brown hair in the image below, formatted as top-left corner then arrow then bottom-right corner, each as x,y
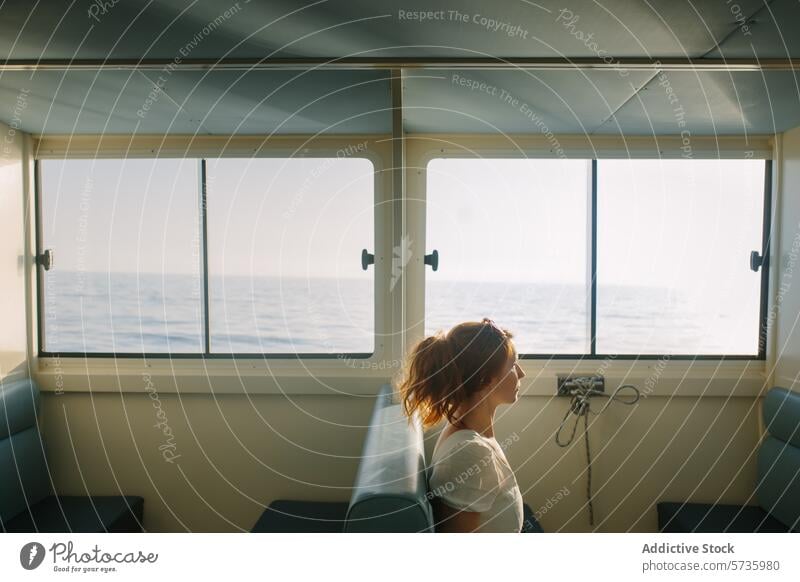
396,318 -> 515,428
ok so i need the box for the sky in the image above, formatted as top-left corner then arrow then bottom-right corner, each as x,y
427,157 -> 764,298
42,156 -> 765,300
41,157 -> 374,279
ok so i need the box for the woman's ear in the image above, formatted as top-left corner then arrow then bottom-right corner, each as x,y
478,373 -> 499,392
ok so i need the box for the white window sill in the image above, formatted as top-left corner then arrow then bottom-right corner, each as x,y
35,356 -> 767,396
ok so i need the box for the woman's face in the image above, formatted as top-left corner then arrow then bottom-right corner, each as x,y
487,346 -> 525,405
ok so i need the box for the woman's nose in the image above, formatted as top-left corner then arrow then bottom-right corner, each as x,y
516,364 -> 525,378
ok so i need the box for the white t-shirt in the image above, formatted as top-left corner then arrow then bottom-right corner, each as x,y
429,429 -> 524,533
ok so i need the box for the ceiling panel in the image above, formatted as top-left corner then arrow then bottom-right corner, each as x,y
595,70 -> 800,134
0,70 -> 391,134
707,0 -> 800,58
0,0 -> 782,61
0,70 -> 199,134
4,67 -> 796,136
2,1 -> 797,136
402,69 -> 655,134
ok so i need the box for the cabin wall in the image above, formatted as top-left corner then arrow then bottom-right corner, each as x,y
37,385 -> 762,533
0,119 -> 29,383
489,395 -> 761,532
774,126 -> 800,392
38,390 -> 376,532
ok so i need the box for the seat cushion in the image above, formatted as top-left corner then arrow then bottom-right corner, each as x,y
251,500 -> 350,533
762,387 -> 800,447
3,495 -> 144,533
0,426 -> 52,524
757,436 -> 800,530
0,378 -> 40,441
344,384 -> 433,533
657,502 -> 791,533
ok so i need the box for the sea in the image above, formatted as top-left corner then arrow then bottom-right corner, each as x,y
41,271 -> 759,356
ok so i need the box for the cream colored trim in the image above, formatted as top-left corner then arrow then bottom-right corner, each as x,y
33,134 -> 393,159
22,133 -> 37,374
520,359 -> 767,397
5,57 -> 800,72
30,132 -> 773,394
766,133 -> 782,388
405,134 -> 774,159
33,356 -> 766,396
403,131 -> 770,399
33,133 -> 774,159
31,135 -> 399,388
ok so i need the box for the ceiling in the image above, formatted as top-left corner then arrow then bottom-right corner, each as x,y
1,0 -> 799,135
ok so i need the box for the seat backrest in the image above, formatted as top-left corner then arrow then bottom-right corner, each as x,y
757,386 -> 800,531
344,384 -> 434,532
0,378 -> 52,526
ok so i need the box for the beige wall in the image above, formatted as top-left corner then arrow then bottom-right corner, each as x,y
494,395 -> 761,532
773,127 -> 800,392
39,391 -> 376,532
0,119 -> 28,383
39,387 -> 761,533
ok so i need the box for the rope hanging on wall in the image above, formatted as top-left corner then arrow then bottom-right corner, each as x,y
555,377 -> 641,528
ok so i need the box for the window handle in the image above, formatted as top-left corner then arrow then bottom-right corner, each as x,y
750,250 -> 764,272
424,249 -> 439,272
361,249 -> 374,271
37,248 -> 54,271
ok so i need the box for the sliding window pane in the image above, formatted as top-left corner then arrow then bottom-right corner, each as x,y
597,159 -> 765,355
40,159 -> 203,353
206,157 -> 374,354
425,158 -> 591,354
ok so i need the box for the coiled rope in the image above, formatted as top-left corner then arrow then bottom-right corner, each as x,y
554,377 -> 641,527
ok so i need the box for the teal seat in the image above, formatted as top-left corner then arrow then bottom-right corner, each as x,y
344,384 -> 434,532
658,386 -> 800,533
251,384 -> 543,533
0,378 -> 144,533
251,384 -> 431,533
250,499 -> 349,533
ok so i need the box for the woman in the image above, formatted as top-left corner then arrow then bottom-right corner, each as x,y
397,318 -> 526,532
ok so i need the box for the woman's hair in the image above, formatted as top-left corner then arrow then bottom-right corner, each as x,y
396,318 -> 515,428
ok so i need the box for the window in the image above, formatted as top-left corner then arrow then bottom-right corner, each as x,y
597,159 -> 767,355
205,158 -> 375,354
39,158 -> 203,353
37,152 -> 769,359
425,158 -> 591,354
38,155 -> 376,356
425,157 -> 769,357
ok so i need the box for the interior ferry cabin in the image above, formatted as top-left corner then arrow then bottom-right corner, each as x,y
1,0 -> 799,536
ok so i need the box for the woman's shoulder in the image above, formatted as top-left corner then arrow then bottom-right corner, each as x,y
432,429 -> 496,462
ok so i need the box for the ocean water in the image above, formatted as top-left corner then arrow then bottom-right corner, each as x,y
427,279 -> 759,355
41,271 -> 759,355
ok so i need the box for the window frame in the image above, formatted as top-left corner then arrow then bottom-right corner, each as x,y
34,140 -> 390,363
30,134 -> 775,398
413,139 -> 773,361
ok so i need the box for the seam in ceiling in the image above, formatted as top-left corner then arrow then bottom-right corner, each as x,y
698,0 -> 776,59
139,69 -> 211,134
590,0 -> 775,135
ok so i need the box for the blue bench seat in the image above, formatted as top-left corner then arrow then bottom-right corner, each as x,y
4,495 -> 144,533
251,500 -> 349,533
657,387 -> 800,533
1,379 -> 144,533
252,384 -> 543,533
657,502 -> 791,533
